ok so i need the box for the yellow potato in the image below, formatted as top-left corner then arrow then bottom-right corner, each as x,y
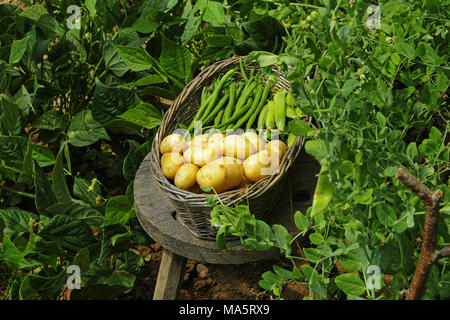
183,145 -> 220,167
174,164 -> 199,190
207,132 -> 224,145
196,157 -> 244,193
161,152 -> 184,180
222,134 -> 256,160
243,150 -> 273,182
243,131 -> 266,152
266,140 -> 288,161
159,134 -> 186,154
196,162 -> 228,193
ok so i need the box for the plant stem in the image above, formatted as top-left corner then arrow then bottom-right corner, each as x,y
395,167 -> 449,300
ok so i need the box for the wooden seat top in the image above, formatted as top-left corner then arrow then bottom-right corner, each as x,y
134,149 -> 319,264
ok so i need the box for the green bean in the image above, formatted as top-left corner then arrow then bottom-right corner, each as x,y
187,68 -> 236,132
257,103 -> 269,131
232,81 -> 257,118
232,84 -> 264,130
214,109 -> 224,127
239,57 -> 249,82
222,82 -> 236,124
202,93 -> 230,126
246,80 -> 274,129
199,68 -> 236,122
218,97 -> 254,130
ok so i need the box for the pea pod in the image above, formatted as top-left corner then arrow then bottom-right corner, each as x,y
265,101 -> 275,130
310,160 -> 334,217
286,106 -> 297,119
273,89 -> 286,131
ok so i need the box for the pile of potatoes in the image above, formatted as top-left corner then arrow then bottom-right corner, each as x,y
159,131 -> 288,194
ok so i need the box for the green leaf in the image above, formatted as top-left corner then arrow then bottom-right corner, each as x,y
39,215 -> 96,252
272,224 -> 292,257
334,273 -> 366,296
110,42 -> 154,72
0,135 -> 27,170
73,247 -> 90,273
103,41 -> 129,77
73,177 -> 102,206
9,35 -> 30,64
31,110 -> 64,130
101,195 -> 133,228
406,142 -> 418,162
294,211 -> 309,231
123,140 -> 151,181
131,16 -> 160,33
0,208 -> 37,234
45,201 -> 104,225
34,162 -> 57,215
51,146 -> 72,203
436,73 -> 448,93
376,203 -> 396,227
309,233 -> 324,245
123,74 -> 166,87
118,102 -> 163,130
341,79 -> 360,98
3,237 -> 39,270
19,271 -> 67,300
288,118 -> 314,137
301,264 -> 327,299
203,1 -> 225,25
0,98 -> 23,135
91,79 -> 136,124
31,144 -> 56,167
159,35 -> 192,84
305,139 -> 327,163
67,110 -> 110,147
394,39 -> 415,60
20,5 -> 48,21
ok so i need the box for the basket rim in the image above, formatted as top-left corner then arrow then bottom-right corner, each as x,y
150,56 -> 310,205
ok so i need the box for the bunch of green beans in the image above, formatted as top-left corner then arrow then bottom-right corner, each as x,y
185,59 -> 302,145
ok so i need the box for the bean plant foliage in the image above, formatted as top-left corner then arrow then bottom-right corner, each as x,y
0,0 -> 448,301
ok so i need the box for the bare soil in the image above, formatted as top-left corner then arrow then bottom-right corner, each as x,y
122,243 -> 308,300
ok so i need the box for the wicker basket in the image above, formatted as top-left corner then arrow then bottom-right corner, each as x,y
149,57 -> 307,240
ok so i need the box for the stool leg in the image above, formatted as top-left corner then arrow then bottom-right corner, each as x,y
153,249 -> 187,300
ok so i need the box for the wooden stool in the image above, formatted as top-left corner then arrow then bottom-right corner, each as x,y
134,149 -> 319,300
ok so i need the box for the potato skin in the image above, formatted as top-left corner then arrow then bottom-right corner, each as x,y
266,140 -> 288,161
196,162 -> 228,193
243,131 -> 266,152
161,152 -> 184,180
183,145 -> 220,167
174,164 -> 199,190
243,150 -> 272,182
222,134 -> 256,160
160,134 -> 186,154
196,157 -> 244,193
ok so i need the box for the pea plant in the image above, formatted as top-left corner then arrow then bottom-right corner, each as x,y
211,0 -> 449,300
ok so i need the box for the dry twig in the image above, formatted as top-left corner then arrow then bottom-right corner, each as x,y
395,167 -> 450,300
